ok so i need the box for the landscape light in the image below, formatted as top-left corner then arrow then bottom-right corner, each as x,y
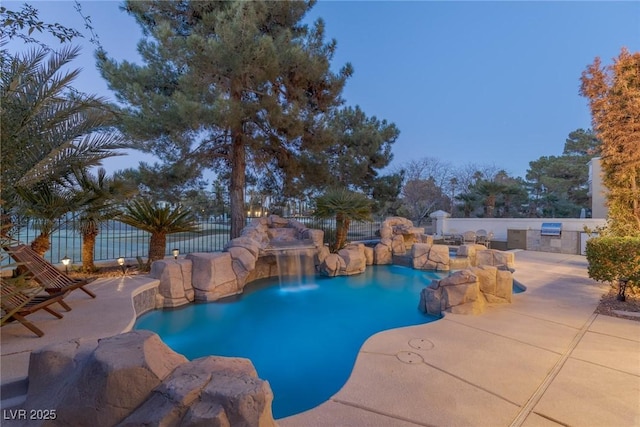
117,257 -> 126,275
172,248 -> 179,260
61,256 -> 71,274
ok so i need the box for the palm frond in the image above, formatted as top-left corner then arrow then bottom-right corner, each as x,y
119,198 -> 199,235
314,188 -> 372,221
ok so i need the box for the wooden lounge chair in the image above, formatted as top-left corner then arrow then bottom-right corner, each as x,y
1,279 -> 67,337
4,244 -> 96,311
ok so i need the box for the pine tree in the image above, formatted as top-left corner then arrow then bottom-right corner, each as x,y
98,0 -> 352,238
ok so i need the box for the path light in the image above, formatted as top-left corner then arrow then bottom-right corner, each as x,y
61,256 -> 71,274
117,256 -> 126,275
172,248 -> 179,260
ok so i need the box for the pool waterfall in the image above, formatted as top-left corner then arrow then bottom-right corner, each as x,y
263,241 -> 318,291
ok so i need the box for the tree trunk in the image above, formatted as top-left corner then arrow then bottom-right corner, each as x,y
82,230 -> 98,272
229,124 -> 247,240
31,233 -> 50,257
333,213 -> 350,252
148,233 -> 167,263
486,195 -> 496,218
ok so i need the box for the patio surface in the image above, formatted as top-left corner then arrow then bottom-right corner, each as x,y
1,251 -> 639,426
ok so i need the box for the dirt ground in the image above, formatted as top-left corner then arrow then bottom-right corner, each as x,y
594,283 -> 640,322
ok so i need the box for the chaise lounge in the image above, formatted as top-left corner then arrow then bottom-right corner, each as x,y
1,279 -> 67,337
4,244 -> 96,311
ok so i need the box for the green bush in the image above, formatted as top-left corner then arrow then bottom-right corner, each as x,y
586,236 -> 640,301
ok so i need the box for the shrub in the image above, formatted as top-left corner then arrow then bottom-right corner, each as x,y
586,236 -> 640,301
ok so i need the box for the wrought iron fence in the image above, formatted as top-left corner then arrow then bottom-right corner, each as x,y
3,216 -> 382,266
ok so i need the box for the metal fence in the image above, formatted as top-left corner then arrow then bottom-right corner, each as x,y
3,216 -> 382,266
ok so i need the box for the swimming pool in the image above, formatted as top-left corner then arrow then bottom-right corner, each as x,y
135,265 -> 445,418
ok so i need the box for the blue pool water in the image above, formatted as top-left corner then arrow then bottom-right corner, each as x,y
135,265 -> 444,418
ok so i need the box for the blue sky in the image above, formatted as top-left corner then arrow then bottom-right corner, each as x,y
5,1 -> 639,179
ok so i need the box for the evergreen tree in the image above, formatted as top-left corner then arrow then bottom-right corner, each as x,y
525,129 -> 601,217
98,0 -> 352,238
581,48 -> 640,236
299,105 -> 402,209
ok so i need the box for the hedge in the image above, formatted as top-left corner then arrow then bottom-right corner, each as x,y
586,236 -> 640,300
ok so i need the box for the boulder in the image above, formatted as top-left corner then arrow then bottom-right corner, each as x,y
379,223 -> 393,239
119,356 -> 276,427
187,252 -> 239,301
470,265 -> 499,296
442,279 -> 479,307
418,281 -> 445,316
428,244 -> 450,266
338,244 -> 366,275
318,253 -> 345,277
303,229 -> 324,248
267,215 -> 289,228
363,246 -> 374,265
228,246 -> 257,273
419,269 -> 487,316
373,242 -> 392,265
23,338 -> 98,413
449,296 -> 486,315
420,234 -> 434,245
469,265 -> 513,304
411,243 -> 450,271
450,257 -> 471,270
19,332 -> 276,427
476,249 -> 516,271
391,234 -> 406,255
226,236 -> 262,258
457,244 -> 489,266
316,245 -> 331,265
383,216 -> 414,228
495,269 -> 513,303
150,259 -> 194,308
29,331 -> 188,427
411,243 -> 431,269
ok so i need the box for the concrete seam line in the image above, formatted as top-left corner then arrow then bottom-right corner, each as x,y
443,318 -> 568,356
331,398 -> 437,427
419,360 -> 521,407
508,312 -> 599,427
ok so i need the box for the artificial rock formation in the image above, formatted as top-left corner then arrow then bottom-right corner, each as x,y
418,265 -> 513,316
149,215 -> 517,311
455,244 -> 488,267
11,331 -> 276,427
187,252 -> 240,302
151,215 -> 324,304
150,258 -> 194,308
318,243 -> 367,277
374,217 -> 430,260
411,243 -> 450,271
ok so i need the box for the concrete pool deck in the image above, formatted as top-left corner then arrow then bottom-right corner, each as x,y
2,251 -> 639,426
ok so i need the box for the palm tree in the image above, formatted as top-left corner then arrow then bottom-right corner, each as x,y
15,183 -> 81,256
75,168 -> 137,272
1,45 -> 125,237
455,193 -> 478,218
314,188 -> 372,252
476,181 -> 508,218
118,198 -> 199,265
